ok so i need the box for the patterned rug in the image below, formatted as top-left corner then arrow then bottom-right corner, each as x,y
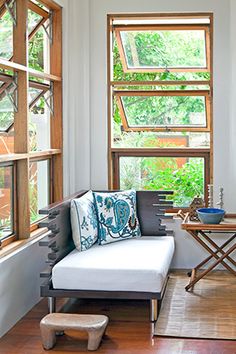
154,272 -> 236,340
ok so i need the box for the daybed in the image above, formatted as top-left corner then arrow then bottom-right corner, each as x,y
39,190 -> 175,321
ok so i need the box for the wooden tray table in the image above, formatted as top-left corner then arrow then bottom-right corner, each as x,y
179,212 -> 236,291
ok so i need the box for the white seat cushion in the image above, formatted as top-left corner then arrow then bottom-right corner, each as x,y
52,236 -> 174,293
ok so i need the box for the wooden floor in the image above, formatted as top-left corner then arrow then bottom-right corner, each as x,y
0,297 -> 235,354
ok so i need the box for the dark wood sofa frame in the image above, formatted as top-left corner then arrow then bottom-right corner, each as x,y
39,190 -> 174,321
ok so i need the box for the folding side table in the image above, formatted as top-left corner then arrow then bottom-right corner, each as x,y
179,212 -> 236,291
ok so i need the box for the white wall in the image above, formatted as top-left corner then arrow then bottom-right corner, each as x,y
63,0 -> 91,196
0,237 -> 48,337
229,0 -> 236,207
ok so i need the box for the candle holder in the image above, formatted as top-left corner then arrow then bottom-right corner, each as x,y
216,187 -> 224,210
208,184 -> 214,208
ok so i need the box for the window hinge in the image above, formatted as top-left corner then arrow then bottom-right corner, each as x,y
44,82 -> 54,116
5,73 -> 18,112
42,10 -> 53,45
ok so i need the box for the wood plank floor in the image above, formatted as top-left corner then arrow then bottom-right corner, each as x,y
0,297 -> 235,354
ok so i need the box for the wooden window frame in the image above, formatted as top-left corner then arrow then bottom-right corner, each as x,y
111,148 -> 210,209
114,89 -> 211,132
115,24 -> 210,73
28,1 -> 49,19
107,13 -> 213,207
0,0 -> 53,133
0,0 -> 62,246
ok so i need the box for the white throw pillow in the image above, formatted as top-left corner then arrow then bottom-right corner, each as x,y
70,191 -> 98,251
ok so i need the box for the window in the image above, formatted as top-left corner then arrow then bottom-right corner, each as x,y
0,0 -> 62,247
115,25 -> 210,72
108,13 -> 213,208
29,159 -> 50,223
115,90 -> 210,131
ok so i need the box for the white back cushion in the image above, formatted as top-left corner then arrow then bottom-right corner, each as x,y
70,191 -> 98,251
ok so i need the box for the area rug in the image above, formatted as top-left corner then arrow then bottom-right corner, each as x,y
154,272 -> 236,340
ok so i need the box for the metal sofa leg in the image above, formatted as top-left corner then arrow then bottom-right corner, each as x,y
150,299 -> 158,322
48,297 -> 56,313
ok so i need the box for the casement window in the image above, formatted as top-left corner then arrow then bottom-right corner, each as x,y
114,90 -> 211,132
108,13 -> 213,209
115,24 -> 210,72
0,0 -> 62,247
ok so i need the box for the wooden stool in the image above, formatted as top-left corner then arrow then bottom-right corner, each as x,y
40,313 -> 109,351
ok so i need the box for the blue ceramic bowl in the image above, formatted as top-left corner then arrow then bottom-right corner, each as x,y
197,208 -> 225,224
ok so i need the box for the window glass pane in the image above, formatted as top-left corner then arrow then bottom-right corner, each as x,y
29,86 -> 50,151
119,30 -> 206,69
0,80 -> 14,154
28,24 -> 49,73
119,156 -> 205,207
119,94 -> 207,128
114,19 -> 210,25
29,159 -> 50,223
113,37 -> 210,82
29,86 -> 44,103
0,164 -> 13,240
113,129 -> 210,148
0,89 -> 14,132
0,11 -> 13,60
113,96 -> 210,147
28,9 -> 43,34
115,84 -> 210,91
30,0 -> 49,13
0,131 -> 14,154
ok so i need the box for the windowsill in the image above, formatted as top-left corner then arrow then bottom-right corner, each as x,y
0,227 -> 49,260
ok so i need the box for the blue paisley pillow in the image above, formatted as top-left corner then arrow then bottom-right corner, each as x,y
70,191 -> 98,251
93,190 -> 141,245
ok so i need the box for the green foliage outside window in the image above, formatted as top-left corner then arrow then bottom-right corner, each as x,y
121,95 -> 206,127
120,157 -> 204,207
121,30 -> 206,69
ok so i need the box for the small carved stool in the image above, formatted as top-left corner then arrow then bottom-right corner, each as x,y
40,313 -> 109,351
